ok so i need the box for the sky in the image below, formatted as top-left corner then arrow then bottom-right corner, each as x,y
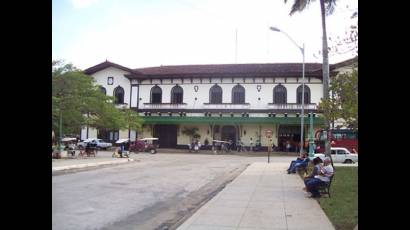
52,0 -> 358,70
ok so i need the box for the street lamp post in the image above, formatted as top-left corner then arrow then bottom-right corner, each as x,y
269,26 -> 305,155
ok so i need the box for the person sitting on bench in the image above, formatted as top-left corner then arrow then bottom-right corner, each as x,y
303,157 -> 323,190
287,153 -> 308,174
305,157 -> 334,198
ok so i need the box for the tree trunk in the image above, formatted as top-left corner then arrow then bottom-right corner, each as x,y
320,0 -> 333,166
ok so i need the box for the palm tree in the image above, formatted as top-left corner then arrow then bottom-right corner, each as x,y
284,0 -> 337,163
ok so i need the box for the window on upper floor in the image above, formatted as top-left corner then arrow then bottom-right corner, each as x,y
232,85 -> 245,104
151,86 -> 162,104
114,86 -> 124,104
99,86 -> 106,95
296,85 -> 311,104
273,85 -> 287,104
171,85 -> 183,104
209,85 -> 222,104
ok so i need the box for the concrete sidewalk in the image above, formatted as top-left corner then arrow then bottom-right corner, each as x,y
52,157 -> 133,171
177,162 -> 335,230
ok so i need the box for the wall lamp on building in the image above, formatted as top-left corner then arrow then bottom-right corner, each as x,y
256,85 -> 261,92
230,113 -> 234,117
296,113 -> 300,117
284,113 -> 288,117
158,112 -> 161,116
194,85 -> 199,92
219,112 -> 223,117
168,112 -> 172,116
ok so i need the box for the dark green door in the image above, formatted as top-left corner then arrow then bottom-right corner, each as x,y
153,125 -> 177,148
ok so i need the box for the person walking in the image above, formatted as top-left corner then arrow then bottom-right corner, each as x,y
286,141 -> 291,152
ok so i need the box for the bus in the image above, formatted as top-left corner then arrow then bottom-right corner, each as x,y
314,129 -> 358,153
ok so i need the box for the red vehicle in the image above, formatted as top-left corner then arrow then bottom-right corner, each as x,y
314,129 -> 358,153
130,138 -> 159,154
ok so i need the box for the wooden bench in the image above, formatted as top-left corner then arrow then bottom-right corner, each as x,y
318,174 -> 334,198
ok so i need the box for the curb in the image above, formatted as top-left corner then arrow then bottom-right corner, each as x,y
52,158 -> 134,171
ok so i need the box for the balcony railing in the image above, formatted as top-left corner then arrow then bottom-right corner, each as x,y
267,103 -> 317,110
142,103 -> 188,109
202,103 -> 251,109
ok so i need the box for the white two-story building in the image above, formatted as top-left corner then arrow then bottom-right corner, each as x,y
82,58 -> 355,151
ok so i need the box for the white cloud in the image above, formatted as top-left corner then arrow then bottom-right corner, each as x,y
70,0 -> 99,9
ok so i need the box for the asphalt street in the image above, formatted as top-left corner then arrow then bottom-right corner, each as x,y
53,153 -> 290,230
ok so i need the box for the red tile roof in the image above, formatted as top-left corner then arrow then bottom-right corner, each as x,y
83,57 -> 357,79
135,63 -> 323,77
83,60 -> 144,76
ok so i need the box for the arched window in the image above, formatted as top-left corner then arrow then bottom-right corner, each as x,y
297,85 -> 311,104
273,85 -> 287,104
232,85 -> 245,104
113,86 -> 124,104
150,86 -> 162,104
171,85 -> 183,104
99,86 -> 106,95
209,85 -> 222,104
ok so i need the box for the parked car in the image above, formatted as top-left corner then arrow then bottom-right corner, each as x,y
77,138 -> 112,150
314,147 -> 358,164
130,137 -> 159,154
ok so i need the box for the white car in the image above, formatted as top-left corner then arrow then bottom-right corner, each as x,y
314,147 -> 358,164
77,138 -> 112,150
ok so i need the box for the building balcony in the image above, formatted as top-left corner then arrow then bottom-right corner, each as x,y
142,103 -> 188,109
267,103 -> 317,110
202,103 -> 251,109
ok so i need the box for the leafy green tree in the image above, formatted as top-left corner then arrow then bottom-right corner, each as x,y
52,60 -> 142,140
319,69 -> 358,130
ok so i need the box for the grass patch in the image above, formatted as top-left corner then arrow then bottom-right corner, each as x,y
317,167 -> 358,230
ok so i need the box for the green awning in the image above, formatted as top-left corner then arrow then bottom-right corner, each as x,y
141,116 -> 325,125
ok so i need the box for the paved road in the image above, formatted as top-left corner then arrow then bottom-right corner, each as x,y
53,153 -> 294,230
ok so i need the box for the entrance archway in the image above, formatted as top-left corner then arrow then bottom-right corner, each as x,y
221,125 -> 237,143
278,125 -> 302,152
